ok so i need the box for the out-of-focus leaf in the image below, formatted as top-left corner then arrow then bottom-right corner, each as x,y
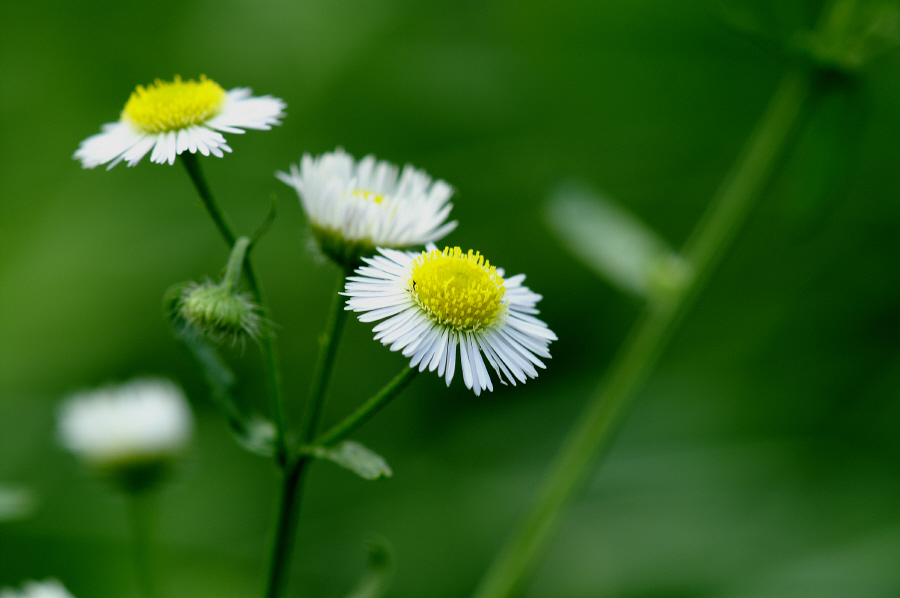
309,441 -> 393,480
546,184 -> 689,299
0,484 -> 35,521
345,538 -> 394,598
163,285 -> 276,458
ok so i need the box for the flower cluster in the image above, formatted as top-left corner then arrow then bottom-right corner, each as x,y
75,76 -> 555,395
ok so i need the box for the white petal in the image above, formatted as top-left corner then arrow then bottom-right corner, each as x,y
458,334 -> 474,391
206,91 -> 286,132
470,333 -> 492,392
74,121 -> 146,169
445,333 -> 458,386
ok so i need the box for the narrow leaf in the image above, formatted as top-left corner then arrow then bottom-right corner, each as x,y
310,441 -> 393,480
0,484 -> 34,521
546,183 -> 689,299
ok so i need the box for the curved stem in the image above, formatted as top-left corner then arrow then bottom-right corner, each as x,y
471,69 -> 813,598
181,152 -> 237,246
314,366 -> 419,447
180,153 -> 287,463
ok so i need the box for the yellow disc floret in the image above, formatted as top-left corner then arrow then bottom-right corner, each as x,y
123,75 -> 226,134
349,189 -> 387,204
409,247 -> 506,331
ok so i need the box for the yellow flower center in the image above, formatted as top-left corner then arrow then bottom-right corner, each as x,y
409,247 -> 506,331
123,75 -> 226,134
349,189 -> 387,204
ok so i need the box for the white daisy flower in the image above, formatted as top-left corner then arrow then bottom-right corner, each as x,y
0,580 -> 75,598
344,245 -> 557,396
74,75 -> 285,169
277,149 -> 457,266
58,378 -> 193,471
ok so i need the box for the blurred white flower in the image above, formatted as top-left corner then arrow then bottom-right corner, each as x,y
277,149 -> 456,266
58,378 -> 193,470
344,245 -> 556,396
0,579 -> 75,598
74,75 -> 285,169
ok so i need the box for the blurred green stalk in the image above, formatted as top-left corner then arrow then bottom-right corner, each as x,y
472,68 -> 814,598
314,366 -> 419,447
128,491 -> 160,598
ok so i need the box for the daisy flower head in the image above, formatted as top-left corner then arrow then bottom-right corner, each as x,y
58,378 -> 194,492
344,245 -> 557,396
277,149 -> 457,267
74,75 -> 285,169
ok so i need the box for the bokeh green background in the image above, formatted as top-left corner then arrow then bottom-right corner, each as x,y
2,0 -> 900,596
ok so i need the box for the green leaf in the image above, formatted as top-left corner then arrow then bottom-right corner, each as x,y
0,484 -> 34,521
309,441 -> 393,480
546,183 -> 690,300
345,538 -> 394,598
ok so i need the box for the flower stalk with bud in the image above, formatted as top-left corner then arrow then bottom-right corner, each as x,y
177,236 -> 264,345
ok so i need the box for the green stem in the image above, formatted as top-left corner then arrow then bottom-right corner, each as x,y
179,153 -> 288,463
314,366 -> 419,447
222,237 -> 251,291
128,491 -> 160,598
264,456 -> 311,598
263,268 -> 350,598
299,270 -> 351,444
181,152 -> 237,246
471,69 -> 813,598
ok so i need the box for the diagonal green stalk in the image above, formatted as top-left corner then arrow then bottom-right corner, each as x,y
314,366 -> 419,447
471,68 -> 814,598
299,271 -> 352,443
264,268 -> 350,598
180,152 -> 287,463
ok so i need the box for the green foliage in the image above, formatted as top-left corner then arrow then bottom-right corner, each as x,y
2,0 -> 900,597
308,441 -> 393,481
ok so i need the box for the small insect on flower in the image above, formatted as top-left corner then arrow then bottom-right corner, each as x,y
58,378 -> 194,493
74,75 -> 285,169
344,245 -> 557,396
277,149 -> 457,267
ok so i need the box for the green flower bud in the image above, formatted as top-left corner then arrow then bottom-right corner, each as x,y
178,281 -> 262,345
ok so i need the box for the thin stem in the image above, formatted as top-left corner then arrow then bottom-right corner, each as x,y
179,153 -> 288,463
299,270 -> 351,444
264,456 -> 311,598
263,268 -> 350,598
222,237 -> 252,291
314,366 -> 419,447
471,69 -> 813,598
128,491 -> 160,598
181,152 -> 237,246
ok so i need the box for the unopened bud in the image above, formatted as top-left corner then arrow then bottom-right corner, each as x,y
178,281 -> 263,345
